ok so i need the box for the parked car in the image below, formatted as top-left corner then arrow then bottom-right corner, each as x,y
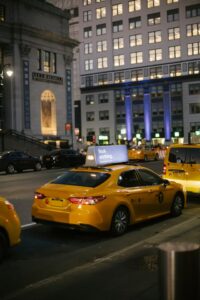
0,196 -> 21,262
128,146 -> 159,161
32,145 -> 185,236
42,149 -> 86,169
0,150 -> 42,174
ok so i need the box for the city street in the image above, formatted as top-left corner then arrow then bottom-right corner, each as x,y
0,161 -> 199,300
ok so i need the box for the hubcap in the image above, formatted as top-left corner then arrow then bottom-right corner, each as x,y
114,210 -> 128,234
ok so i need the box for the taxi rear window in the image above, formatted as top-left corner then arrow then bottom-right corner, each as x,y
51,171 -> 110,187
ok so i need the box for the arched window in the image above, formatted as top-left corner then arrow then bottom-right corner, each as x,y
41,90 -> 57,135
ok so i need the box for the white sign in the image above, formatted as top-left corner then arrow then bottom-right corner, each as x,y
85,145 -> 128,166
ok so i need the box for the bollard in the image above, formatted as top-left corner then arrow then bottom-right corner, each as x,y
158,242 -> 200,300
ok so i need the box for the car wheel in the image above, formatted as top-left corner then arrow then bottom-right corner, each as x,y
34,162 -> 42,171
0,231 -> 9,263
170,194 -> 183,217
110,206 -> 129,236
6,164 -> 15,174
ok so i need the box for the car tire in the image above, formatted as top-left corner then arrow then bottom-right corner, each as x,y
170,194 -> 183,217
0,231 -> 9,263
6,164 -> 15,174
34,162 -> 42,171
110,206 -> 129,236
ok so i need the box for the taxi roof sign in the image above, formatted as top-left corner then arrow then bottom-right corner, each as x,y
85,145 -> 128,166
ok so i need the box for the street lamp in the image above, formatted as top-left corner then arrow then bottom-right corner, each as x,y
0,63 -> 14,151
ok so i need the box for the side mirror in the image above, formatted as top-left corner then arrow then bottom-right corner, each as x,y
162,179 -> 170,186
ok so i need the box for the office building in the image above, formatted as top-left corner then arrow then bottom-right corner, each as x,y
49,0 -> 200,146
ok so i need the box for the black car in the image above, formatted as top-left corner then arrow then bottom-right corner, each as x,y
0,151 -> 42,174
42,149 -> 86,169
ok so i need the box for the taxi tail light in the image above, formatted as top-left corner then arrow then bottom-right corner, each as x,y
34,192 -> 46,200
5,200 -> 14,210
68,195 -> 106,205
162,164 -> 166,175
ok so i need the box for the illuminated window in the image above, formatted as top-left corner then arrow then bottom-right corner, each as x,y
128,0 -> 141,12
187,24 -> 200,37
129,34 -> 142,47
83,0 -> 92,5
169,46 -> 181,58
86,95 -> 94,105
97,57 -> 108,69
96,7 -> 106,19
168,27 -> 180,40
188,43 -> 200,56
85,59 -> 93,70
41,90 -> 57,136
96,24 -> 106,35
113,38 -> 124,49
147,13 -> 160,26
38,49 -> 57,73
130,52 -> 143,64
148,31 -> 161,43
167,0 -> 178,3
149,49 -> 162,61
114,72 -> 125,83
98,73 -> 108,85
169,64 -> 182,77
131,69 -> 144,81
114,55 -> 124,66
84,43 -> 93,54
188,61 -> 200,74
112,4 -> 123,16
147,0 -> 160,8
149,66 -> 162,79
97,40 -> 107,52
83,10 -> 92,21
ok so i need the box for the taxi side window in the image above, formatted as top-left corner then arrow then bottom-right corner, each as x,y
186,148 -> 200,164
118,170 -> 140,188
169,148 -> 186,163
138,169 -> 163,186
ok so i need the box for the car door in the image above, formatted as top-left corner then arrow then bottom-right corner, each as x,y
118,170 -> 152,222
20,152 -> 34,170
184,147 -> 200,194
136,169 -> 169,217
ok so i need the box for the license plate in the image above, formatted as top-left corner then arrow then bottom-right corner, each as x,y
49,199 -> 64,207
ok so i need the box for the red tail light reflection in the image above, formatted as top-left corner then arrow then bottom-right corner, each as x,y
68,195 -> 106,205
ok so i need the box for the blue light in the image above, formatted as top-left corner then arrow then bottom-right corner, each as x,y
163,89 -> 171,141
125,93 -> 133,141
143,93 -> 151,141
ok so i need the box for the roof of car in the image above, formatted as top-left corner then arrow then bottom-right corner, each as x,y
74,163 -> 144,173
169,143 -> 200,148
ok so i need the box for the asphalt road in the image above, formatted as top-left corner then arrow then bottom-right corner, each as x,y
0,161 -> 199,300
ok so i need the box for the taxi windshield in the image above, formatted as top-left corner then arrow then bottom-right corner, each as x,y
51,171 -> 110,187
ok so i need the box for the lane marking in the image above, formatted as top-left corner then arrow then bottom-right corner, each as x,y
21,222 -> 36,229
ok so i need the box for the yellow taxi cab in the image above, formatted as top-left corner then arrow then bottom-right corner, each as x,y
32,145 -> 186,236
0,196 -> 21,262
163,143 -> 200,196
128,145 -> 159,162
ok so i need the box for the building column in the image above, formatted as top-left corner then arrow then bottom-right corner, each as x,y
124,88 -> 133,143
163,84 -> 171,142
143,86 -> 151,142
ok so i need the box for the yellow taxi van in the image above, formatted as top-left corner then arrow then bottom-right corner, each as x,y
163,144 -> 200,196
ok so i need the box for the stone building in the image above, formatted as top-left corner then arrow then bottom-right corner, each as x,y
0,0 -> 78,148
